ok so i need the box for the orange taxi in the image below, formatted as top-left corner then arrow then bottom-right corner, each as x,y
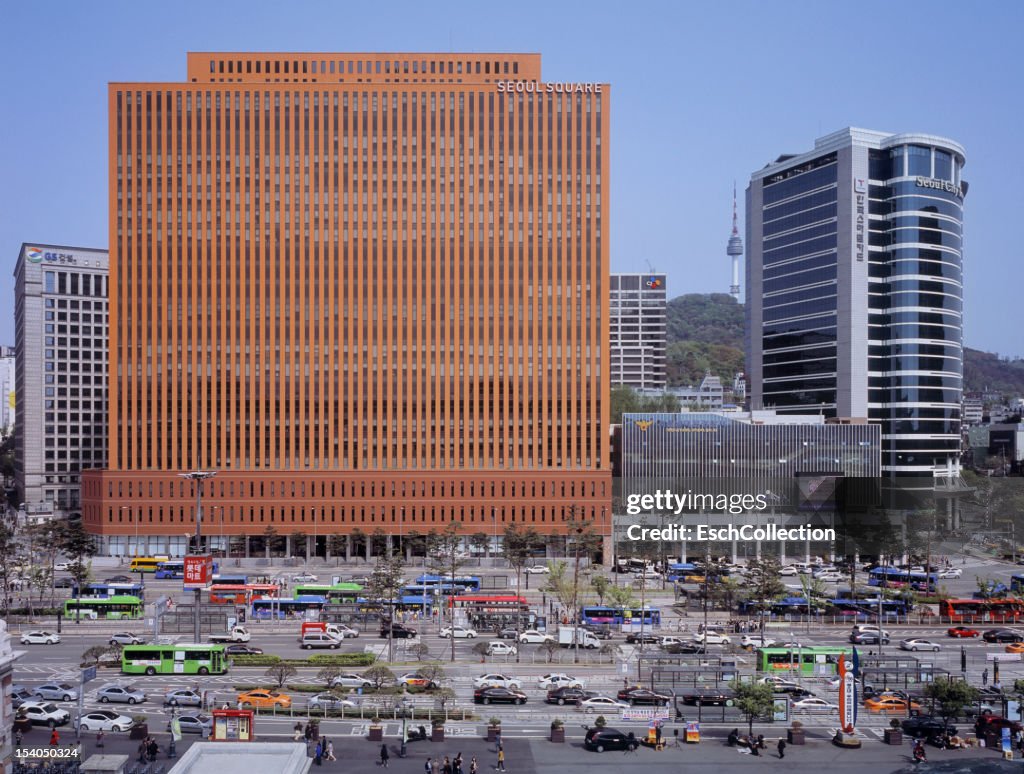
236,689 -> 292,709
1005,642 -> 1024,654
863,696 -> 921,713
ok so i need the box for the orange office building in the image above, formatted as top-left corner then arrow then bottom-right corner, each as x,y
81,52 -> 612,561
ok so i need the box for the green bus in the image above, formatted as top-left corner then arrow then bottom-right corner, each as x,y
756,646 -> 848,676
122,643 -> 228,676
293,583 -> 363,602
64,595 -> 144,620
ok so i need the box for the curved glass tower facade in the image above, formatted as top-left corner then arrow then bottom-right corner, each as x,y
747,128 -> 966,479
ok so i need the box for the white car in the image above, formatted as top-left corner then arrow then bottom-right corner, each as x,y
578,696 -> 630,713
899,638 -> 941,652
525,565 -> 550,575
440,626 -> 477,639
816,571 -> 844,582
538,674 -> 585,690
758,676 -> 802,692
692,632 -> 731,646
53,562 -> 70,572
938,568 -> 962,579
291,572 -> 319,583
473,673 -> 522,690
486,641 -> 518,657
740,635 -> 777,648
329,673 -> 373,690
331,624 -> 360,639
20,631 -> 61,645
660,636 -> 689,648
792,697 -> 838,712
519,630 -> 555,644
77,710 -> 134,732
779,566 -> 799,576
19,701 -> 71,727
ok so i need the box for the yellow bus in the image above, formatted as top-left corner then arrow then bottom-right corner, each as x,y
129,556 -> 170,573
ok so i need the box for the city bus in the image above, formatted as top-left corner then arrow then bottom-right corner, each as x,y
121,643 -> 228,676
1011,575 -> 1024,594
756,646 -> 848,675
64,595 -> 144,620
293,583 -> 364,603
867,567 -> 936,591
666,563 -> 700,582
212,573 -> 249,585
939,598 -> 1024,623
128,556 -> 170,573
78,582 -> 145,601
251,595 -> 326,620
415,574 -> 482,593
579,605 -> 662,627
154,559 -> 221,580
825,598 -> 911,620
208,583 -> 280,605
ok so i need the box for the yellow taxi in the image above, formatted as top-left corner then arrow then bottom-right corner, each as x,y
236,689 -> 292,709
863,696 -> 920,713
1005,642 -> 1024,654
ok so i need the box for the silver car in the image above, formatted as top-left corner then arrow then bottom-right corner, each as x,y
96,685 -> 147,704
328,673 -> 372,690
110,632 -> 145,646
164,689 -> 203,707
307,693 -> 356,711
33,683 -> 79,702
166,714 -> 213,735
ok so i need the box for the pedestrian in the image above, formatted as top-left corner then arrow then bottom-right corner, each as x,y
148,737 -> 159,762
137,739 -> 148,764
777,738 -> 786,759
470,757 -> 478,774
326,739 -> 336,762
442,756 -> 452,774
294,722 -> 303,741
495,729 -> 502,750
751,741 -> 760,757
305,722 -> 313,742
96,729 -> 105,749
454,752 -> 463,774
425,758 -> 433,774
14,730 -> 22,749
983,668 -> 989,686
496,745 -> 506,771
431,757 -> 441,774
48,728 -> 59,746
380,742 -> 389,768
314,740 -> 323,767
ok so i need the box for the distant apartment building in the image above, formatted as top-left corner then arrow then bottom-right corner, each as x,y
610,273 -> 667,390
13,243 -> 109,517
746,128 -> 966,478
0,346 -> 14,434
961,393 -> 984,426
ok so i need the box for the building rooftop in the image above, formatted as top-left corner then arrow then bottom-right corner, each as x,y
169,742 -> 311,774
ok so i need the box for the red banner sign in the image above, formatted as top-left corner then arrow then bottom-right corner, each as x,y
184,555 -> 213,588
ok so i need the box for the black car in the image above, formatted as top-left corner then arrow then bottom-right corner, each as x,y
983,628 -> 1024,643
105,575 -> 133,584
665,642 -> 706,655
850,632 -> 890,645
583,625 -> 614,640
681,691 -> 735,707
546,687 -> 594,706
474,687 -> 527,705
584,728 -> 638,753
225,644 -> 264,656
380,623 -> 417,639
497,628 -> 518,639
625,632 -> 660,645
902,715 -> 956,738
53,577 -> 75,588
617,687 -> 671,706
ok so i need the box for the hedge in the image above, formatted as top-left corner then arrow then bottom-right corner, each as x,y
230,653 -> 376,668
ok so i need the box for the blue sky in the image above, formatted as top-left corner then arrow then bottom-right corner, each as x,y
2,0 -> 1021,356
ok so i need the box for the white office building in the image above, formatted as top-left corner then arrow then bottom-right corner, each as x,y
610,273 -> 667,390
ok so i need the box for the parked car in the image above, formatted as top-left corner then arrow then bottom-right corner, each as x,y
900,638 -> 941,652
537,674 -> 585,690
19,701 -> 70,727
20,630 -> 60,645
545,687 -> 595,705
167,714 -> 213,736
164,689 -> 203,707
578,696 -> 630,713
236,689 -> 291,709
947,626 -> 980,638
616,687 -> 671,706
474,686 -> 527,705
486,641 -> 518,657
329,673 -> 373,690
902,715 -> 956,738
518,630 -> 555,644
77,710 -> 134,732
584,727 -> 639,753
109,633 -> 145,646
307,693 -> 356,711
439,625 -> 478,639
983,629 -> 1024,643
33,683 -> 79,702
96,685 -> 147,705
473,673 -> 522,690
225,644 -> 264,656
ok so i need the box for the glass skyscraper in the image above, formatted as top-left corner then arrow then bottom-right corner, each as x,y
746,128 -> 966,478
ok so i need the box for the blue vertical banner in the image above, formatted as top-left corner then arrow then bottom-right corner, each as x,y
1002,726 -> 1011,755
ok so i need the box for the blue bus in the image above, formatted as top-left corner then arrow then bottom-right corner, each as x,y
580,605 -> 661,626
78,582 -> 145,601
867,567 -> 936,591
155,560 -> 220,580
826,597 -> 910,620
251,595 -> 326,620
414,574 -> 481,593
666,563 -> 698,582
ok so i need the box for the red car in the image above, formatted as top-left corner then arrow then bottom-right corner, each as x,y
947,626 -> 981,638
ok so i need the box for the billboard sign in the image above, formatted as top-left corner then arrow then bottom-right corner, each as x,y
184,555 -> 213,589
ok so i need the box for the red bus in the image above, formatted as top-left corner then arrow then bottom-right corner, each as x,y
208,583 -> 280,605
940,598 -> 1024,623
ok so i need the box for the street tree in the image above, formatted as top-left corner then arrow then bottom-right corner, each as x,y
590,575 -> 610,605
262,525 -> 279,563
502,524 -> 540,661
367,553 -> 407,663
350,528 -> 367,561
604,584 -> 637,609
408,642 -> 431,661
469,532 -> 490,561
316,666 -> 342,687
288,530 -> 308,560
265,663 -> 297,689
363,665 -> 396,690
326,534 -> 346,565
745,558 -> 787,638
426,521 -> 470,662
417,662 -> 446,690
731,680 -> 776,738
471,641 -> 490,663
924,677 -> 978,733
0,522 -> 21,617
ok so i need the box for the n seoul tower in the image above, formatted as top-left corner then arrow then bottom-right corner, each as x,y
726,183 -> 743,301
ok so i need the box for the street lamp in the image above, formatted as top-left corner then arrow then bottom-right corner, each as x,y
179,471 -> 218,644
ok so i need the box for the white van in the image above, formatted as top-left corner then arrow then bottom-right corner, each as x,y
300,632 -> 341,650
